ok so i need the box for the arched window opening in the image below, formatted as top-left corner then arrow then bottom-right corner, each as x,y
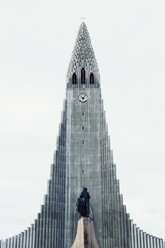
72,73 -> 77,84
90,73 -> 94,84
81,68 -> 85,84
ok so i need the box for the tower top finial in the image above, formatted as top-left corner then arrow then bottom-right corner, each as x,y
67,22 -> 99,79
80,16 -> 86,22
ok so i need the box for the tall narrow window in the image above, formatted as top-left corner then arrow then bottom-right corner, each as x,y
90,73 -> 94,84
72,73 -> 77,84
82,154 -> 85,161
81,68 -> 85,84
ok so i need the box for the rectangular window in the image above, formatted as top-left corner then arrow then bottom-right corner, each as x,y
82,112 -> 85,117
82,154 -> 85,161
82,140 -> 85,145
82,170 -> 85,176
82,126 -> 85,131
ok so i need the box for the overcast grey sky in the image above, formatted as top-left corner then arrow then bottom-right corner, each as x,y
0,0 -> 165,240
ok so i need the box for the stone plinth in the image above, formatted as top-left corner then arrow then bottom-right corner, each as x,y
71,217 -> 99,248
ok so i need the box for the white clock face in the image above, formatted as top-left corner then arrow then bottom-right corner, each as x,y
79,94 -> 88,103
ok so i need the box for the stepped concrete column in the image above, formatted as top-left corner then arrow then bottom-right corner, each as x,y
71,218 -> 99,248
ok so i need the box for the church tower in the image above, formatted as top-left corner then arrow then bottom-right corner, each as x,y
64,22 -> 104,246
0,22 -> 164,248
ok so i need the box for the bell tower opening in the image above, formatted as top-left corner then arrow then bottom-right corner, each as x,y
72,73 -> 77,84
90,73 -> 94,84
81,68 -> 85,84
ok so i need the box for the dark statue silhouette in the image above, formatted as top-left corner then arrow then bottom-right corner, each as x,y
76,187 -> 90,217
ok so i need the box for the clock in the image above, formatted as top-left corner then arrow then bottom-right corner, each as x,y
79,94 -> 88,103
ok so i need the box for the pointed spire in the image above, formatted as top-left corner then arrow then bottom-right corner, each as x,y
67,22 -> 99,79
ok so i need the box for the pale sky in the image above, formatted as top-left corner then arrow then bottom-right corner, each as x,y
0,0 -> 165,240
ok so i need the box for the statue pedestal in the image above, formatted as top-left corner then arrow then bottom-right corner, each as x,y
71,217 -> 99,248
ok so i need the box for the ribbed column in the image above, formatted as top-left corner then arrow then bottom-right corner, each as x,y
30,225 -> 34,248
123,205 -> 127,247
116,181 -> 121,248
140,230 -> 143,248
44,196 -> 49,248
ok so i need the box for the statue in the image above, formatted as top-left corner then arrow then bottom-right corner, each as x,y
76,187 -> 90,217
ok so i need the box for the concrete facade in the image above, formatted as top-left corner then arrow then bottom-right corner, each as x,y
0,22 -> 164,248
